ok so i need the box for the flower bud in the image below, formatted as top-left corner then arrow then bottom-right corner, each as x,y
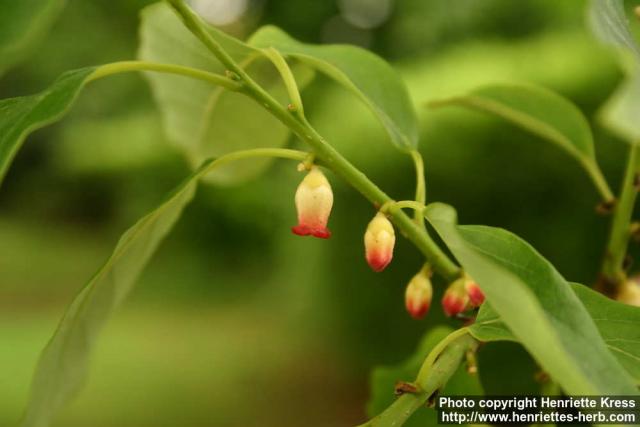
464,277 -> 485,307
405,267 -> 433,319
292,167 -> 333,239
364,212 -> 395,272
441,278 -> 469,317
616,276 -> 640,307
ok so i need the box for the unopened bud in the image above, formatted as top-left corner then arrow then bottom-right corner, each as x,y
364,212 -> 395,272
464,277 -> 485,307
405,266 -> 433,319
442,277 -> 469,317
616,276 -> 640,307
291,167 -> 333,239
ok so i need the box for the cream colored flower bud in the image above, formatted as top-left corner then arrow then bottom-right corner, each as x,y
405,267 -> 433,319
292,167 -> 333,239
616,276 -> 640,307
364,212 -> 395,272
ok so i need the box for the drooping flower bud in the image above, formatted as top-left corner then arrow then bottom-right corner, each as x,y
292,166 -> 333,239
616,276 -> 640,307
405,266 -> 433,319
464,277 -> 485,307
364,212 -> 395,272
441,277 -> 470,317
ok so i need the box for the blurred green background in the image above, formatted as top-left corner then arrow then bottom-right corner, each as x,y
1,0 -> 638,426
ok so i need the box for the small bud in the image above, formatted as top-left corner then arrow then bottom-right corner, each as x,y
442,277 -> 469,317
405,266 -> 433,319
464,277 -> 485,307
291,167 -> 333,239
616,276 -> 640,307
364,212 -> 395,272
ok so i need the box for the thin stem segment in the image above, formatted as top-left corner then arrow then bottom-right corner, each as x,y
382,200 -> 425,214
89,61 -> 241,90
262,47 -> 305,116
410,149 -> 427,227
202,148 -> 309,173
600,143 -> 640,292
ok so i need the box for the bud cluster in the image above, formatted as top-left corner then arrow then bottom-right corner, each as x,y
290,166 -> 485,320
442,274 -> 485,317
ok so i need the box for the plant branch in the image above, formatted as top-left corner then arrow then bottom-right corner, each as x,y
356,331 -> 478,427
262,47 -> 305,116
165,0 -> 247,78
89,61 -> 241,90
162,0 -> 462,282
382,200 -> 425,214
410,149 -> 426,227
416,327 -> 471,382
600,143 -> 640,290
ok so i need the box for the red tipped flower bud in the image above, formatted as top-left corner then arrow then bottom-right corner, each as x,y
364,212 -> 395,272
405,266 -> 433,319
441,278 -> 469,317
464,278 -> 485,307
292,167 -> 333,239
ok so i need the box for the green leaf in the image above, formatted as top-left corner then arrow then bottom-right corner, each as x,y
588,0 -> 640,61
249,26 -> 419,152
0,0 -> 66,75
138,3 -> 314,184
367,326 -> 483,427
572,284 -> 640,382
429,84 -> 612,200
472,283 -> 640,383
425,203 -> 638,395
21,159 -> 213,427
589,0 -> 640,143
0,67 -> 95,186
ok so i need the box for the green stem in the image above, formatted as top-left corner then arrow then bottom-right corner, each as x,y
89,61 -> 241,90
165,0 -> 251,80
410,150 -> 426,227
601,144 -> 640,289
262,47 -> 304,116
416,327 -> 470,382
161,0 -> 463,282
201,148 -> 308,174
356,332 -> 478,427
382,200 -> 425,214
585,159 -> 616,204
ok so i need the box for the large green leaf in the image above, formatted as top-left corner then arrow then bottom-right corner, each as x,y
589,0 -> 640,143
472,283 -> 640,383
429,84 -> 611,199
425,203 -> 638,395
249,26 -> 419,152
138,3 -> 314,184
21,159 -> 214,427
367,326 -> 483,427
0,0 -> 66,75
0,67 -> 95,186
